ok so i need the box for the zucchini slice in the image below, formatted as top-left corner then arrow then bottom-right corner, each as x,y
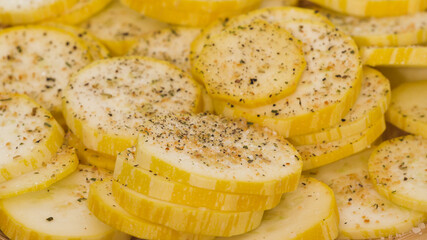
0,25 -> 92,115
369,135 -> 427,212
0,165 -> 130,240
135,113 -> 302,195
290,67 -> 391,145
386,81 -> 427,138
80,0 -> 167,56
0,93 -> 64,183
211,20 -> 362,137
114,148 -> 282,211
112,181 -> 264,236
63,56 -> 203,156
0,146 -> 78,199
297,117 -> 386,170
120,0 -> 262,27
88,181 -> 214,240
216,177 -> 339,240
310,149 -> 426,239
193,20 -> 306,107
128,27 -> 201,73
361,46 -> 427,67
52,0 -> 113,24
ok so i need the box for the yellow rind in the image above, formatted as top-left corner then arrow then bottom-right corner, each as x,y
114,150 -> 282,211
361,46 -> 427,67
88,181 -> 214,240
297,117 -> 386,171
53,0 -> 113,24
112,181 -> 264,236
120,0 -> 262,27
0,146 -> 78,199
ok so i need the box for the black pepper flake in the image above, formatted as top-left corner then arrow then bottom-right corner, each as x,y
44,122 -> 52,127
77,197 -> 87,202
46,217 -> 54,221
250,78 -> 257,84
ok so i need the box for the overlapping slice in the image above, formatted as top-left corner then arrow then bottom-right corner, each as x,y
210,20 -> 362,137
127,27 -> 201,73
120,0 -> 262,27
80,0 -> 168,56
310,149 -> 426,239
0,0 -> 78,24
135,113 -> 302,195
309,0 -> 427,17
290,67 -> 391,145
193,20 -> 306,107
112,181 -> 264,236
0,93 -> 64,183
0,165 -> 130,240
0,146 -> 78,199
361,46 -> 427,67
63,56 -> 202,156
52,0 -> 113,24
89,181 -> 214,240
386,81 -> 427,138
114,148 -> 282,211
0,25 -> 92,116
369,135 -> 427,212
216,177 -> 339,240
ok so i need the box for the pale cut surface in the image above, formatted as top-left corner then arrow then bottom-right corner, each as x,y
0,26 -> 91,113
216,177 -> 339,240
310,150 -> 426,239
0,165 -> 130,240
195,20 -> 306,106
369,135 -> 427,212
0,93 -> 64,182
128,27 -> 201,73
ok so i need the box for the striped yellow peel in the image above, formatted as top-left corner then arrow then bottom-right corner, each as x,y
362,46 -> 427,67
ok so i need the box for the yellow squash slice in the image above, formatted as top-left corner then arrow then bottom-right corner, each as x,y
290,67 -> 391,145
135,113 -> 302,195
128,27 -> 201,73
260,0 -> 298,8
211,20 -> 362,137
369,135 -> 427,212
80,0 -> 168,56
0,146 -> 78,199
386,81 -> 427,138
120,0 -> 262,27
216,177 -> 339,240
0,93 -> 64,183
112,181 -> 264,236
52,0 -> 113,24
0,165 -> 130,240
89,181 -> 214,240
361,46 -> 427,67
297,117 -> 386,171
0,0 -> 78,25
114,148 -> 282,211
193,20 -> 306,107
63,56 -> 202,156
310,149 -> 426,239
309,0 -> 427,17
0,25 -> 92,116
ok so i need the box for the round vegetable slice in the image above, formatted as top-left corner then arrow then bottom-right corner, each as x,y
127,27 -> 201,73
80,0 -> 168,56
120,0 -> 262,27
297,117 -> 386,171
369,135 -> 427,212
216,177 -> 339,240
361,46 -> 427,67
310,149 -> 426,239
212,20 -> 362,137
290,67 -> 391,145
309,0 -> 427,17
112,181 -> 264,236
0,146 -> 78,199
0,25 -> 92,116
135,113 -> 302,195
89,181 -> 214,240
0,165 -> 130,240
63,56 -> 203,156
52,0 -> 113,24
114,148 -> 282,211
0,0 -> 78,25
0,93 -> 64,183
193,20 -> 306,107
386,81 -> 427,138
